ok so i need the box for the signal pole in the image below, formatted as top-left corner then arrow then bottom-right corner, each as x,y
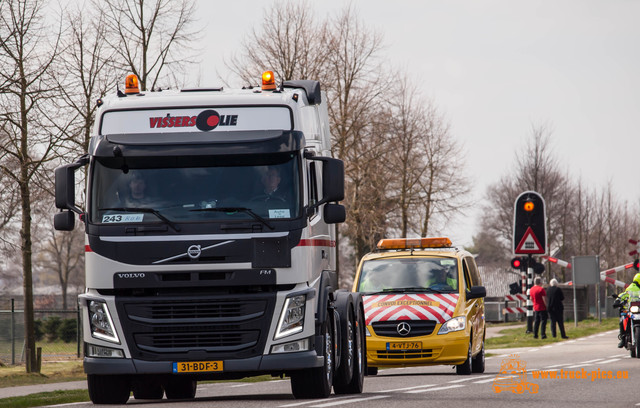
526,255 -> 533,333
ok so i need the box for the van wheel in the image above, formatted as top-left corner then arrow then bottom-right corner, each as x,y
87,374 -> 130,404
291,313 -> 334,398
472,339 -> 485,373
456,341 -> 472,375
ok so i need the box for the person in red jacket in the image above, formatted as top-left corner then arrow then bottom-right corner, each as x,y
530,277 -> 547,339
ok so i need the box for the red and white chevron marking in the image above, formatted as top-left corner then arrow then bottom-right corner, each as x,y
362,293 -> 459,325
505,294 -> 527,302
503,307 -> 527,314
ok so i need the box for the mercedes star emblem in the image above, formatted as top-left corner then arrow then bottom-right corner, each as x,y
397,322 -> 411,336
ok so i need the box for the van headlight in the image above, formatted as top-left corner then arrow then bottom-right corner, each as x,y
631,305 -> 640,314
438,316 -> 466,335
274,295 -> 306,340
88,300 -> 120,343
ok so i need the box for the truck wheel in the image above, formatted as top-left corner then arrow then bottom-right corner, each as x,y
456,340 -> 472,375
291,313 -> 334,398
87,374 -> 130,404
165,377 -> 197,399
334,301 -> 365,394
471,339 -> 485,373
132,377 -> 164,400
366,367 -> 378,376
635,327 -> 640,359
334,295 -> 355,388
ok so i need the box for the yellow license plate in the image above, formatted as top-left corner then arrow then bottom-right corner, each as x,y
387,341 -> 422,350
172,361 -> 223,373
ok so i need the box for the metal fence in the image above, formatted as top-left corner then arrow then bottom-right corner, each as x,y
0,299 -> 82,365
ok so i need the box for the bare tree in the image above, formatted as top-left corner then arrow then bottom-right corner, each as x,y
226,0 -> 330,84
0,0 -> 61,372
96,0 -> 200,91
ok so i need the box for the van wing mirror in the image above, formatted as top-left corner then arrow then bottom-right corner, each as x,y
467,286 -> 486,300
54,155 -> 89,214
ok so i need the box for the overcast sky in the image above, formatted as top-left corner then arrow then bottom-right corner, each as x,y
197,0 -> 640,247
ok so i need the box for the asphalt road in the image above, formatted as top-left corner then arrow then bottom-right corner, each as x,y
32,329 -> 638,407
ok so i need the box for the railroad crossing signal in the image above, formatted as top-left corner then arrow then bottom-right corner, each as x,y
513,191 -> 547,256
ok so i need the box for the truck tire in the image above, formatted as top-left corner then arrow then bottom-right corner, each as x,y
87,374 -> 130,404
132,376 -> 164,400
334,299 -> 365,394
456,340 -> 472,375
471,339 -> 485,373
291,311 -> 334,398
165,377 -> 197,399
334,293 -> 355,388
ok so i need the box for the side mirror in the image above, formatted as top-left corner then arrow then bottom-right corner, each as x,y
54,211 -> 75,231
324,203 -> 345,224
54,155 -> 88,214
321,157 -> 344,203
467,286 -> 486,300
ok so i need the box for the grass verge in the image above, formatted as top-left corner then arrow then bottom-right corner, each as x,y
0,390 -> 89,408
486,317 -> 618,349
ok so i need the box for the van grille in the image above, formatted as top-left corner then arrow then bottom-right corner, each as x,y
377,349 -> 434,359
371,320 -> 437,337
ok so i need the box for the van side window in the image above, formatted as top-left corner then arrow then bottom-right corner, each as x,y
464,256 -> 482,286
462,261 -> 472,292
308,162 -> 318,217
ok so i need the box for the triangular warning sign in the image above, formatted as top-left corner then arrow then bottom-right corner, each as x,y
515,227 -> 544,254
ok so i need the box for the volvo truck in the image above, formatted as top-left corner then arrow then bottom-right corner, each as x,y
54,71 -> 365,404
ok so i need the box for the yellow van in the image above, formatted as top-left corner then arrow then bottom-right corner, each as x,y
352,237 -> 486,375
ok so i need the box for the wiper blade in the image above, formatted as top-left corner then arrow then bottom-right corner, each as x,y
191,207 -> 274,230
99,207 -> 181,232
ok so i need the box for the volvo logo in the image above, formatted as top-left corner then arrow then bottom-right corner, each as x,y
397,322 -> 411,336
187,245 -> 202,259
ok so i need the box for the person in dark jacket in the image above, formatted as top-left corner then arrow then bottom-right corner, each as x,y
547,279 -> 568,339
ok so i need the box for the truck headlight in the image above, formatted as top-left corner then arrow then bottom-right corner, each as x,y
437,316 -> 466,335
88,300 -> 120,343
631,306 -> 640,314
274,295 -> 306,340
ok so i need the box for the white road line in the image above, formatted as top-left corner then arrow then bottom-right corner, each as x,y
449,376 -> 488,383
566,364 -> 593,369
598,358 -> 621,365
280,396 -> 359,407
544,363 -> 573,368
405,384 -> 465,394
580,359 -> 605,364
375,384 -> 436,393
230,383 -> 252,387
474,376 -> 502,384
542,346 -> 553,349
566,340 -> 577,343
309,395 -> 389,407
577,338 -> 588,341
528,348 -> 540,352
608,354 -> 625,358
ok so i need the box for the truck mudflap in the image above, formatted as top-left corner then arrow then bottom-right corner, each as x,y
84,351 -> 323,376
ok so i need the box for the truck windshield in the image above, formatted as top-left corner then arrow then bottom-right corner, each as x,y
90,154 -> 301,225
357,257 -> 459,293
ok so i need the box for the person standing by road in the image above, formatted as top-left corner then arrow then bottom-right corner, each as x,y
530,277 -> 548,339
547,279 -> 568,339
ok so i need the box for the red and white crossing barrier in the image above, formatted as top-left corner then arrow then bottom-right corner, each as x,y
502,306 -> 527,315
543,256 -> 631,289
505,294 -> 527,302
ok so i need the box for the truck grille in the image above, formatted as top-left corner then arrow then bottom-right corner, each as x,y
371,320 -> 437,337
115,294 -> 275,360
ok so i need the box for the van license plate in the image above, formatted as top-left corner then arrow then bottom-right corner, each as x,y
173,361 -> 223,373
387,342 -> 422,350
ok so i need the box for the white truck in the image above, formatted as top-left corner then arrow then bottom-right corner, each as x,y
54,72 -> 365,404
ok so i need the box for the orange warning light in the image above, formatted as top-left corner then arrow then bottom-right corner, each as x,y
125,74 -> 140,95
262,71 -> 276,90
523,201 -> 534,212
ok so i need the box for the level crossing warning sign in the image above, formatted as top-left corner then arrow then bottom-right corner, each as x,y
514,227 -> 544,254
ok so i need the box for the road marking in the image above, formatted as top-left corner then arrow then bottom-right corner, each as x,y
598,358 -> 621,365
542,346 -> 553,349
280,396 -> 358,407
474,376 -> 503,384
577,338 -> 588,341
449,376 -> 487,383
528,348 -> 540,352
405,384 -> 465,394
375,384 -> 436,393
580,359 -> 605,364
544,363 -> 573,368
566,364 -> 593,369
230,383 -> 252,387
308,395 -> 389,407
566,340 -> 576,343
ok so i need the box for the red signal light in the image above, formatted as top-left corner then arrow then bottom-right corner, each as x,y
511,257 -> 522,270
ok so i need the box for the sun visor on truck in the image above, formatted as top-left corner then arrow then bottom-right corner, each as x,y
92,130 -> 304,157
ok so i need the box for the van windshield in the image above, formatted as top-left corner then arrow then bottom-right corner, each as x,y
357,257 -> 459,293
89,154 -> 301,225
